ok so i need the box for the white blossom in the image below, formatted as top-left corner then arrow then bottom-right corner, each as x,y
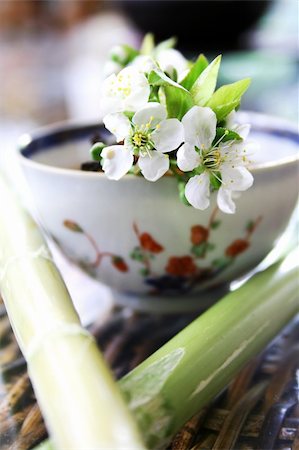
177,106 -> 253,213
131,48 -> 188,81
102,103 -> 184,181
157,48 -> 189,80
131,55 -> 157,74
101,66 -> 150,115
101,145 -> 134,180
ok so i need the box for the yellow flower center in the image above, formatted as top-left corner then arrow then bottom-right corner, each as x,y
130,125 -> 154,155
132,132 -> 148,147
203,149 -> 221,170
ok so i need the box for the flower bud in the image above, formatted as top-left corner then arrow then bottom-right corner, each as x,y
63,220 -> 83,233
110,45 -> 127,63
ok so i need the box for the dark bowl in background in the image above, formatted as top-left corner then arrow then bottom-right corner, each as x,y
117,0 -> 270,54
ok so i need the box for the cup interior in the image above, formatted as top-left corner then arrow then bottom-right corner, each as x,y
19,112 -> 298,172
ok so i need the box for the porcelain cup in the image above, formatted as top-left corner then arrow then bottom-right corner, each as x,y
18,112 -> 299,311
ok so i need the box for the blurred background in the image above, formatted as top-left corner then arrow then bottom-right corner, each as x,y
0,0 -> 298,168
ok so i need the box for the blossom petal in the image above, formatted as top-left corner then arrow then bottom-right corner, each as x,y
138,151 -> 169,181
233,123 -> 251,140
185,173 -> 210,210
152,119 -> 184,153
221,166 -> 254,191
157,49 -> 188,78
101,67 -> 150,114
103,60 -> 122,77
225,110 -> 236,129
101,75 -> 120,115
182,106 -> 217,149
121,67 -> 150,111
219,138 -> 255,167
101,145 -> 133,180
131,55 -> 157,74
133,102 -> 167,128
103,113 -> 131,142
177,143 -> 201,172
124,85 -> 150,112
219,142 -> 244,167
217,187 -> 236,214
245,140 -> 260,165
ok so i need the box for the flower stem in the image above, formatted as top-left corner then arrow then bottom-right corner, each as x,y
245,216 -> 263,240
84,231 -> 103,267
208,206 -> 219,230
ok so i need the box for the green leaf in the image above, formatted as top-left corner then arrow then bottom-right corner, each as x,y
178,181 -> 190,206
212,256 -> 232,269
206,78 -> 251,122
154,37 -> 177,56
90,142 -> 106,161
213,127 -> 242,145
180,54 -> 209,91
111,45 -> 139,65
148,69 -> 188,92
123,111 -> 134,120
139,267 -> 150,277
191,240 -> 214,258
246,220 -> 255,233
148,69 -> 192,119
207,242 -> 215,251
171,68 -> 178,82
190,55 -> 222,106
164,85 -> 193,120
140,33 -> 155,55
122,45 -> 139,64
211,220 -> 221,229
209,172 -> 222,190
149,86 -> 160,102
191,242 -> 208,258
130,247 -> 144,262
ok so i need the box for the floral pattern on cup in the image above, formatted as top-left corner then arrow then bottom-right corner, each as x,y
62,207 -> 261,296
130,208 -> 262,294
63,220 -> 129,273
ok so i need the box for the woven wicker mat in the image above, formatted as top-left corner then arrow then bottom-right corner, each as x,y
0,298 -> 298,450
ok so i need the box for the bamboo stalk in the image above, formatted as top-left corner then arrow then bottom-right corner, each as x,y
0,175 -> 146,450
119,251 -> 298,449
35,248 -> 298,450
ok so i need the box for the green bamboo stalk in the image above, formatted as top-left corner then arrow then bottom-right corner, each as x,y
34,247 -> 298,450
119,251 -> 298,449
0,174 -> 146,450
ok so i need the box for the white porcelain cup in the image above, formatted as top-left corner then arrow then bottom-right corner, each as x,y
18,112 -> 299,312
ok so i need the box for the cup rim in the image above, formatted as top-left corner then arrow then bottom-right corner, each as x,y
18,111 -> 299,179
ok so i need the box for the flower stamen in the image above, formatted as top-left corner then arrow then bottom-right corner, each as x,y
203,149 -> 221,170
130,127 -> 155,155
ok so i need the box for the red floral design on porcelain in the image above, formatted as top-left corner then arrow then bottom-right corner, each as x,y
62,208 -> 262,296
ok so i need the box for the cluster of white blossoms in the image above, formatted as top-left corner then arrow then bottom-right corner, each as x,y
93,36 -> 255,214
